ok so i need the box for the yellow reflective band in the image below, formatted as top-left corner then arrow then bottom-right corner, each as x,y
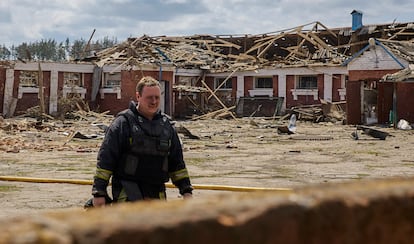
159,191 -> 166,200
94,167 -> 112,181
129,137 -> 133,145
169,168 -> 189,182
118,188 -> 128,202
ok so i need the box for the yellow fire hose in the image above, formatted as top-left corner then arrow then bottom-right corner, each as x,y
0,176 -> 292,193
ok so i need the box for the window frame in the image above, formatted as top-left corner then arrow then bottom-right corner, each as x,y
63,72 -> 83,87
254,77 -> 273,89
214,77 -> 232,90
103,72 -> 121,88
19,71 -> 39,88
297,75 -> 318,89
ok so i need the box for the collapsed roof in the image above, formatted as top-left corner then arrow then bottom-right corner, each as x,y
91,21 -> 414,73
382,63 -> 414,82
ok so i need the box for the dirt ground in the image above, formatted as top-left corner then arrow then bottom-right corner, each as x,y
1,116 -> 414,219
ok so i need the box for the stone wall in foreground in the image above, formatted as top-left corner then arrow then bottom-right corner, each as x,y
1,177 -> 414,244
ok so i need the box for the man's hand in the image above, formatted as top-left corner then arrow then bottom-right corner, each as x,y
93,196 -> 106,207
183,193 -> 192,199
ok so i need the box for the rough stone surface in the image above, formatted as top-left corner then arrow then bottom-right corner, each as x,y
1,177 -> 414,244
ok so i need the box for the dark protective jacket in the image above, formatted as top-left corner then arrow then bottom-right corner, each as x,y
92,101 -> 192,199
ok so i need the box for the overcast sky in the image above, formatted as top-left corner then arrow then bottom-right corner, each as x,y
1,0 -> 413,47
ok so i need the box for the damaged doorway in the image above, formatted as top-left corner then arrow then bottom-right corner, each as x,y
361,80 -> 378,125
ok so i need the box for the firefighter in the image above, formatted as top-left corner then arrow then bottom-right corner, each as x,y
91,76 -> 193,207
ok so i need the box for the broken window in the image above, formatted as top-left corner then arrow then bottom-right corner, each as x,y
214,77 -> 232,90
177,76 -> 197,86
255,77 -> 273,89
64,72 -> 83,87
103,73 -> 121,88
297,76 -> 317,89
19,71 -> 38,87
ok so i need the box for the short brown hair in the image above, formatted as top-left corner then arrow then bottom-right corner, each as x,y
136,76 -> 160,95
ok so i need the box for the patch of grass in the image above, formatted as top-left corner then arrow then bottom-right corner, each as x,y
0,185 -> 20,192
366,164 -> 386,169
356,173 -> 370,178
57,167 -> 91,172
185,157 -> 206,166
352,150 -> 380,156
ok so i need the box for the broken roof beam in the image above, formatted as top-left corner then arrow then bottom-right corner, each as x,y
307,32 -> 332,50
282,46 -> 309,59
314,21 -> 338,38
208,68 -> 239,100
200,79 -> 237,120
214,38 -> 242,49
245,32 -> 291,55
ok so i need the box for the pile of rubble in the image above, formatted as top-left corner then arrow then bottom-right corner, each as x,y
88,21 -> 414,73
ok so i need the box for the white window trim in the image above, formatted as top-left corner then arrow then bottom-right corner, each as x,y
338,88 -> 346,101
296,75 -> 318,89
18,87 -> 42,99
99,87 -> 121,99
100,72 -> 121,99
63,86 -> 87,99
103,72 -> 121,88
254,77 -> 273,89
290,89 -> 318,100
214,77 -> 232,90
248,89 -> 273,97
63,72 -> 83,87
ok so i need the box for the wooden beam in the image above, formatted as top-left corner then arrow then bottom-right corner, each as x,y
208,68 -> 238,100
201,79 -> 237,119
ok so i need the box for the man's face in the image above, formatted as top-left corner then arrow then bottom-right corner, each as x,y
136,85 -> 161,118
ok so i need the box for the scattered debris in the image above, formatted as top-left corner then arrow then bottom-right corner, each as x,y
356,125 -> 390,140
289,135 -> 334,141
397,119 -> 412,130
176,125 -> 200,139
277,114 -> 296,135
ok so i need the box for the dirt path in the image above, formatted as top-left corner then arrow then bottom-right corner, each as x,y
1,118 -> 414,219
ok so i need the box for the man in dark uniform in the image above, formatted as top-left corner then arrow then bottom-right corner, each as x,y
92,76 -> 192,207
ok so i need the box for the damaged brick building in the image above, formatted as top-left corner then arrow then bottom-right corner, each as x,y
0,10 -> 413,124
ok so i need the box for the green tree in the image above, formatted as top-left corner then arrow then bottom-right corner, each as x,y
15,42 -> 31,61
3,36 -> 119,61
0,45 -> 11,60
70,38 -> 87,60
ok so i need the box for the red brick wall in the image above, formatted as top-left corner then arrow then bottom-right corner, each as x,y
317,74 -> 324,101
83,73 -> 93,101
205,76 -> 214,89
396,82 -> 414,123
13,70 -> 51,115
332,74 -> 342,102
377,82 -> 393,124
346,80 -> 362,124
348,70 -> 400,82
57,72 -> 64,96
97,70 -> 174,115
347,69 -> 403,124
231,77 -> 237,99
272,75 -> 278,97
285,75 -> 295,108
244,76 -> 253,96
285,75 -> 324,108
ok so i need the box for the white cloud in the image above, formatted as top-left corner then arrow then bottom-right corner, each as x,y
0,0 -> 413,47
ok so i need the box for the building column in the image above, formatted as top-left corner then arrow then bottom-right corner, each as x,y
3,69 -> 15,117
278,74 -> 287,111
324,73 -> 332,102
236,75 -> 244,100
49,69 -> 58,114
